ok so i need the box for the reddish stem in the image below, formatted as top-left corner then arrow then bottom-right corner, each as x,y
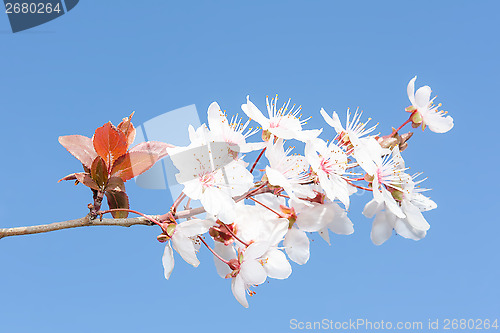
250,147 -> 267,173
248,197 -> 283,217
220,222 -> 249,247
198,235 -> 230,265
236,181 -> 269,203
392,110 -> 416,135
100,208 -> 162,227
346,180 -> 372,192
171,193 -> 187,213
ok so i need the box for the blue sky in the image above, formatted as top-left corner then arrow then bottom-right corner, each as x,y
0,1 -> 498,332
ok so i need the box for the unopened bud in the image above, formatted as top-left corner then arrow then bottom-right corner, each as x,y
157,234 -> 169,243
228,258 -> 240,271
379,137 -> 398,149
400,132 -> 413,143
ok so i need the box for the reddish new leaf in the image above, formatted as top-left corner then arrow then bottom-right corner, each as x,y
117,112 -> 136,148
129,141 -> 173,159
75,173 -> 100,191
106,177 -> 126,192
91,156 -> 108,188
110,151 -> 163,181
92,122 -> 128,169
105,190 -> 129,218
58,172 -> 99,190
58,173 -> 78,182
58,135 -> 98,169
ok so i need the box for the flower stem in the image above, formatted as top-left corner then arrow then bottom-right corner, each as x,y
346,180 -> 372,192
100,208 -> 162,226
250,147 -> 266,173
198,235 -> 230,265
248,197 -> 283,217
220,222 -> 249,247
392,110 -> 417,134
171,193 -> 187,213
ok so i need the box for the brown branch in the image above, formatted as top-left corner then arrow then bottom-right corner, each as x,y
0,183 -> 274,240
0,215 -> 157,240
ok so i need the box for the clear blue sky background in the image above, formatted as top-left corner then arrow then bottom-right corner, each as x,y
0,1 -> 498,332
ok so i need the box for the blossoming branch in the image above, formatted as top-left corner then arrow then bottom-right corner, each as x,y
0,76 -> 454,308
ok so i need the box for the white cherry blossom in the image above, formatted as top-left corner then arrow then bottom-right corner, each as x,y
162,218 -> 216,279
407,76 -> 454,133
305,138 -> 350,208
207,101 -> 265,153
265,138 -> 315,202
241,95 -> 321,141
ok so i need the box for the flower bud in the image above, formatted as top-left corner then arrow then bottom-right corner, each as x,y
157,234 -> 169,243
228,258 -> 240,271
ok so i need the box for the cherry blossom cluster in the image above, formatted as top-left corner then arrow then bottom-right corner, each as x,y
158,76 -> 454,307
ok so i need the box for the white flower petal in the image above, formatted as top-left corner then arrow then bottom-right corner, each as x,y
415,85 -> 432,108
177,219 -> 216,238
244,242 -> 269,261
370,210 -> 395,245
407,76 -> 417,106
328,203 -> 354,235
231,275 -> 249,308
263,248 -> 292,279
162,242 -> 175,280
394,218 -> 426,241
240,259 -> 267,285
402,200 -> 430,231
318,227 -> 331,245
411,193 -> 437,212
200,187 -> 235,219
213,242 -> 236,278
382,187 -> 405,219
320,108 -> 344,134
363,199 -> 382,218
424,113 -> 454,133
284,228 -> 310,265
172,231 -> 200,267
207,101 -> 225,133
295,202 -> 333,232
241,96 -> 270,129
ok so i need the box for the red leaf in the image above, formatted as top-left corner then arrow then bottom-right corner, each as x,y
106,177 -> 126,192
117,112 -> 136,148
58,172 -> 99,191
90,156 -> 108,188
92,122 -> 128,170
58,173 -> 78,182
105,190 -> 129,218
58,135 -> 98,169
75,173 -> 100,191
129,141 -> 173,159
110,151 -> 162,181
